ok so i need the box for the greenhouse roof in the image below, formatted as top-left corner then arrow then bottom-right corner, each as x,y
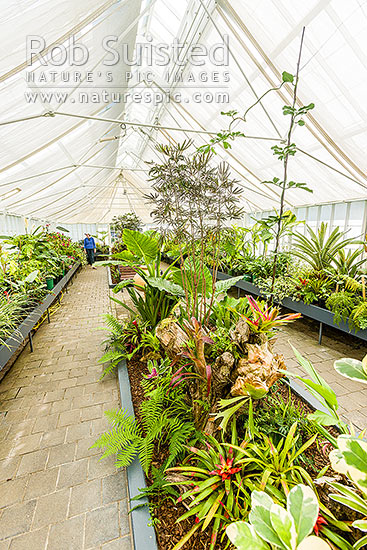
1,0 -> 367,223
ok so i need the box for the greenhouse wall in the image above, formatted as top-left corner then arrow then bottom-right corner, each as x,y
246,198 -> 367,253
0,212 -> 108,243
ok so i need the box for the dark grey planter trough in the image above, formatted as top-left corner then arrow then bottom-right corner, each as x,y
215,270 -> 367,344
117,359 -> 158,550
0,261 -> 81,372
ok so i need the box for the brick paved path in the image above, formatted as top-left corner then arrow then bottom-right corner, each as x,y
0,267 -> 132,550
274,316 -> 367,430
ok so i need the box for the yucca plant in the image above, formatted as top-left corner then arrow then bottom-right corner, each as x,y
292,223 -> 361,273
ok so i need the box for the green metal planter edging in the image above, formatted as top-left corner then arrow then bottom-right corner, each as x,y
0,261 -> 81,371
117,359 -> 158,550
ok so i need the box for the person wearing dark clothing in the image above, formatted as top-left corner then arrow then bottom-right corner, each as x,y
84,233 -> 96,268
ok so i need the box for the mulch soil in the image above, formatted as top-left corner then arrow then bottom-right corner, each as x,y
126,358 -> 336,550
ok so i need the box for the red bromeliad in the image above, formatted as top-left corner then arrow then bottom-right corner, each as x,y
313,514 -> 327,536
240,295 -> 301,334
209,449 -> 242,481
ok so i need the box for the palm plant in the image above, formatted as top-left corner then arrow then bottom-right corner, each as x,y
292,223 -> 361,273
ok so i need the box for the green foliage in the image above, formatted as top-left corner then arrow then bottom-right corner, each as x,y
292,223 -> 361,273
0,292 -> 31,346
351,301 -> 367,330
93,359 -> 197,474
325,291 -> 358,324
285,346 -> 348,443
253,390 -> 316,450
329,435 -> 367,550
167,423 -> 254,550
226,484 -> 326,550
110,213 -> 142,237
209,295 -> 251,331
334,355 -> 367,385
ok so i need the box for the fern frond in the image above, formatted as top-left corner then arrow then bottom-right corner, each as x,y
138,437 -> 155,474
103,314 -> 125,336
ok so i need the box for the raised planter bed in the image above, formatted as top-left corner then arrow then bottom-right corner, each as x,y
0,261 -> 81,375
215,270 -> 367,344
116,355 -> 345,549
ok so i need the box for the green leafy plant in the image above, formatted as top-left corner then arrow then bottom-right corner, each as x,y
285,346 -> 349,444
329,435 -> 367,550
146,140 -> 244,324
325,292 -> 359,325
351,301 -> 367,330
93,359 -> 197,474
234,421 -> 316,494
292,223 -> 361,273
226,484 -> 330,550
110,212 -> 142,237
334,355 -> 367,385
166,423 -> 254,550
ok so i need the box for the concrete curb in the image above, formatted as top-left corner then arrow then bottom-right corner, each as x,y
117,359 -> 158,550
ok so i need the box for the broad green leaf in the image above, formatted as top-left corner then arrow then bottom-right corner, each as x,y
334,358 -> 367,385
112,280 -> 134,293
145,276 -> 185,297
354,534 -> 367,550
226,522 -> 269,550
287,485 -> 318,544
122,229 -> 158,264
24,269 -> 39,283
172,257 -> 213,297
308,411 -> 339,427
269,503 -> 295,549
282,71 -> 294,83
353,520 -> 367,532
214,276 -> 243,295
250,491 -> 283,547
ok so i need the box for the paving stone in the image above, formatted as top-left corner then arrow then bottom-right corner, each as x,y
17,450 -> 48,476
11,434 -> 42,456
57,458 -> 88,489
24,467 -> 59,499
102,536 -> 133,550
40,427 -> 66,448
43,390 -> 65,403
81,405 -> 103,422
58,409 -> 81,427
69,479 -> 101,516
32,489 -> 70,529
0,477 -> 27,508
0,458 -> 20,482
75,437 -> 101,460
8,526 -> 48,550
102,471 -> 128,504
47,442 -> 76,467
66,421 -> 92,442
50,399 -> 72,414
32,413 -> 59,434
119,499 -> 130,536
0,499 -> 36,539
88,455 -> 117,480
85,504 -> 120,548
47,514 -> 84,550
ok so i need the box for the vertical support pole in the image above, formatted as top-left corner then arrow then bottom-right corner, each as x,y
318,322 -> 323,345
237,287 -> 241,299
47,309 -> 50,323
29,331 -> 34,353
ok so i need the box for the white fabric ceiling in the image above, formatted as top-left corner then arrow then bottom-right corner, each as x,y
1,0 -> 367,223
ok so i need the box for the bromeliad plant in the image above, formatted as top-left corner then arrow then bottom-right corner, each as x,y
166,423 -> 255,550
239,295 -> 301,337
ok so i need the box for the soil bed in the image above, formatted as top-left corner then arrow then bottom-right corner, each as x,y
126,357 -> 339,550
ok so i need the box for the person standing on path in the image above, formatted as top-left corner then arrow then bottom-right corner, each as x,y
84,233 -> 97,269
